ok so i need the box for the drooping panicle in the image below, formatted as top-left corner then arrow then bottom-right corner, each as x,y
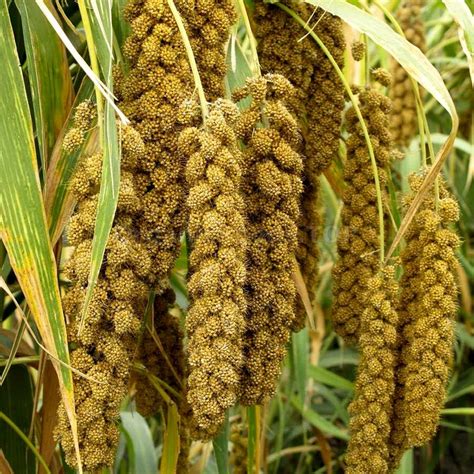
181,0 -> 237,102
331,84 -> 393,345
56,126 -> 150,471
389,173 -> 460,468
233,74 -> 303,405
345,266 -> 399,474
56,0 -> 200,467
179,101 -> 247,440
254,1 -> 345,329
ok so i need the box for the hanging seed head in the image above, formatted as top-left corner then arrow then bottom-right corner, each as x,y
73,100 -> 96,132
180,0 -> 236,101
181,101 -> 247,440
389,173 -> 460,468
253,3 -> 345,331
389,0 -> 426,147
233,75 -> 303,406
351,40 -> 366,61
331,85 -> 393,345
62,127 -> 85,154
372,68 -> 392,87
345,266 -> 399,473
56,0 -> 198,467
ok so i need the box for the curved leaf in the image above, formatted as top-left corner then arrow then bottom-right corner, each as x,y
0,3 -> 81,471
15,0 -> 73,172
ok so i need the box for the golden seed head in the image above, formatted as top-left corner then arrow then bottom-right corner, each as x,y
351,40 -> 366,61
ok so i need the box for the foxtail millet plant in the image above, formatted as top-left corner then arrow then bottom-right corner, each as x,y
116,0 -> 196,288
331,81 -> 393,345
233,74 -> 303,405
351,40 -> 366,62
390,0 -> 426,147
253,1 -> 346,330
389,173 -> 460,467
296,7 -> 345,330
56,123 -> 149,471
56,0 -> 201,466
345,266 -> 399,474
179,101 -> 247,440
181,0 -> 237,102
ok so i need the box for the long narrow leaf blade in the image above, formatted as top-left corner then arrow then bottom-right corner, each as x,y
15,0 -> 73,170
291,397 -> 349,441
442,0 -> 474,85
213,412 -> 230,474
120,411 -> 157,474
81,0 -> 120,322
0,3 -> 81,471
160,404 -> 180,474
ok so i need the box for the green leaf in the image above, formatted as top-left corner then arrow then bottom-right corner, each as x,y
442,0 -> 474,85
160,404 -> 180,474
80,0 -> 121,325
291,396 -> 349,441
439,420 -> 474,433
309,366 -> 354,392
213,411 -> 230,474
289,328 -> 309,404
225,38 -> 252,109
0,366 -> 34,474
441,407 -> 474,415
112,0 -> 130,50
395,449 -> 413,474
0,3 -> 81,470
318,348 -> 359,368
15,0 -> 73,172
315,384 -> 350,425
120,410 -> 158,474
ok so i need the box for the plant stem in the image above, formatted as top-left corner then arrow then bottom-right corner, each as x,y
77,0 -> 103,130
167,0 -> 209,120
0,355 -> 40,367
0,412 -> 51,474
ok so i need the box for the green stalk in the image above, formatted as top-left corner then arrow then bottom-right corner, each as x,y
279,3 -> 385,263
167,0 -> 208,120
0,412 -> 51,474
213,411 -> 230,474
0,355 -> 40,367
77,0 -> 103,129
363,33 -> 370,85
0,242 -> 6,321
132,363 -> 182,401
